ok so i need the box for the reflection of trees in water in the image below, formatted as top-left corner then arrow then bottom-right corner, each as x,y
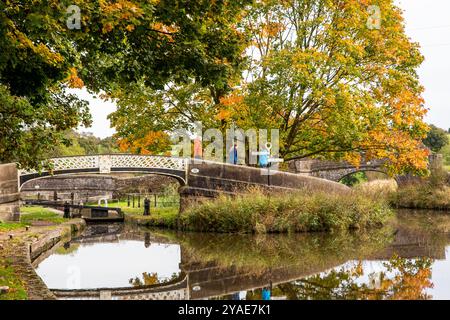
129,272 -> 180,287
273,256 -> 433,300
175,227 -> 397,274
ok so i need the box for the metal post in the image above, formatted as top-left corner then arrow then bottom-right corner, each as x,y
138,194 -> 141,208
132,194 -> 135,208
64,202 -> 70,219
127,195 -> 130,207
144,198 -> 150,216
154,194 -> 157,207
70,192 -> 74,205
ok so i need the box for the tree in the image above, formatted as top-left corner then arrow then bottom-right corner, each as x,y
423,125 -> 449,153
47,130 -> 119,157
221,0 -> 429,175
0,1 -> 91,169
110,0 -> 430,176
0,0 -> 250,169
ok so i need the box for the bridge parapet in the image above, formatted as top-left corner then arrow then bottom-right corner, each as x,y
0,163 -> 20,221
19,155 -> 186,175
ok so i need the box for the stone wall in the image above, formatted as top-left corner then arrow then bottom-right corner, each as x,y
21,174 -> 178,202
179,161 -> 350,211
0,163 -> 19,221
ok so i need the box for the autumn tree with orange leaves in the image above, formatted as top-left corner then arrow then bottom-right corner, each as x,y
222,0 -> 430,175
110,0 -> 430,175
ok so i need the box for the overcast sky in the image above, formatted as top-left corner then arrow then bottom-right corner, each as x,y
77,0 -> 450,138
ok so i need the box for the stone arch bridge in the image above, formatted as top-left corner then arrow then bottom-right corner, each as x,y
289,158 -> 389,182
289,154 -> 443,184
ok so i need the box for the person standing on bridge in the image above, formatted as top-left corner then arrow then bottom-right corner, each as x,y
228,142 -> 238,165
193,135 -> 203,160
258,145 -> 269,168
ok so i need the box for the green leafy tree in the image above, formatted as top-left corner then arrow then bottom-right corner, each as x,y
0,0 -> 250,169
47,130 -> 119,157
423,125 -> 449,153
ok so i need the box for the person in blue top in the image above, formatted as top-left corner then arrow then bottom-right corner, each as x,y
258,146 -> 269,168
228,143 -> 238,164
261,287 -> 271,300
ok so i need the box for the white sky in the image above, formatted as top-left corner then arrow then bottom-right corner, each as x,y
77,0 -> 450,138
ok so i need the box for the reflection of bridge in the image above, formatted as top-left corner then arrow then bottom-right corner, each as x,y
39,224 -> 449,300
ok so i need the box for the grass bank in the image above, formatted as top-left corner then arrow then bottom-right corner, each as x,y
124,207 -> 179,228
0,206 -> 66,233
0,254 -> 28,300
178,189 -> 393,234
391,184 -> 450,210
389,167 -> 450,210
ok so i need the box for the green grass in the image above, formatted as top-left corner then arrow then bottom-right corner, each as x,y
19,206 -> 66,225
391,184 -> 450,210
390,166 -> 450,210
125,207 -> 179,228
87,198 -> 180,215
179,188 -> 393,233
0,222 -> 25,232
0,257 -> 28,300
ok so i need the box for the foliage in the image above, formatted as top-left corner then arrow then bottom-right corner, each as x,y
125,209 -> 179,229
392,185 -> 450,210
0,1 -> 91,169
391,163 -> 450,209
340,172 -> 368,187
156,225 -> 395,275
440,134 -> 450,171
1,0 -> 251,168
179,188 -> 394,233
221,0 -> 429,175
48,130 -> 119,157
109,0 -> 430,176
423,125 -> 449,153
275,256 -> 433,300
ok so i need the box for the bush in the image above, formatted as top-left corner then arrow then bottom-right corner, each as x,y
391,166 -> 450,210
179,188 -> 393,233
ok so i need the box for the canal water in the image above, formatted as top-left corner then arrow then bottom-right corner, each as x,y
34,210 -> 450,300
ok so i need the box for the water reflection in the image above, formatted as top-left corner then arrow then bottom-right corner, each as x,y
232,257 -> 433,300
34,210 -> 450,300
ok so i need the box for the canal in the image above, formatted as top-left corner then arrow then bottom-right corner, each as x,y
34,210 -> 450,300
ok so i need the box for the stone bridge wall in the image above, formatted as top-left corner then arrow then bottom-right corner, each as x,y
287,154 -> 444,183
0,163 -> 20,221
179,161 -> 350,210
